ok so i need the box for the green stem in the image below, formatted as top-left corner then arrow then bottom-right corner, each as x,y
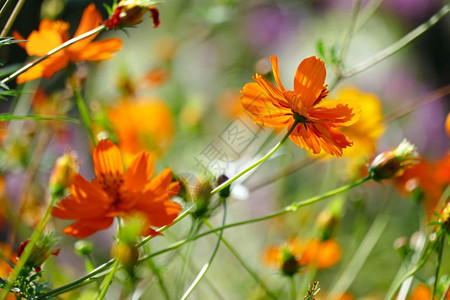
343,4 -> 450,78
68,69 -> 96,145
137,206 -> 193,248
145,255 -> 171,300
203,220 -> 277,300
97,258 -> 120,299
355,0 -> 384,33
339,0 -> 361,65
1,25 -> 105,85
0,193 -> 59,299
140,176 -> 370,263
181,199 -> 227,300
211,121 -> 299,196
433,233 -> 445,299
0,0 -> 25,37
289,276 -> 297,300
328,208 -> 390,298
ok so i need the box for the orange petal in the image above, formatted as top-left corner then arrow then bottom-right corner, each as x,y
26,29 -> 64,56
293,56 -> 326,108
270,55 -> 285,92
124,151 -> 154,191
136,200 -> 181,227
12,30 -> 27,49
310,100 -> 360,127
16,54 -> 69,84
316,239 -> 342,268
68,3 -> 102,52
240,82 -> 292,128
143,168 -> 173,195
93,140 -> 124,178
63,217 -> 114,238
69,38 -> 122,61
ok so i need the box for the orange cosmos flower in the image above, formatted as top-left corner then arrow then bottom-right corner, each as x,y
241,55 -> 359,157
13,4 -> 122,84
108,98 -> 175,163
52,139 -> 181,238
263,237 -> 342,275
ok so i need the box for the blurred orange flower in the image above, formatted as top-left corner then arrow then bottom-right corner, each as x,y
395,152 -> 449,220
408,284 -> 431,300
263,237 -> 342,275
52,139 -> 181,238
241,55 -> 359,157
13,4 -> 122,84
108,98 -> 175,163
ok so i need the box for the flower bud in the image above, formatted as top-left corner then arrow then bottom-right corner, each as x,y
368,139 -> 418,181
216,174 -> 230,199
105,0 -> 160,30
74,240 -> 93,256
49,151 -> 79,196
280,247 -> 300,277
17,234 -> 59,273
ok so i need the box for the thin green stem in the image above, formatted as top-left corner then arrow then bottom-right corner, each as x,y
140,176 -> 370,263
339,0 -> 361,65
289,276 -> 297,300
68,69 -> 96,145
329,208 -> 390,299
0,0 -> 25,37
97,258 -> 120,299
145,255 -> 171,300
181,199 -> 227,300
433,233 -> 445,299
137,206 -> 193,248
203,220 -> 277,300
0,0 -> 15,26
343,4 -> 450,78
0,192 -> 58,299
1,25 -> 105,85
355,0 -> 384,33
211,121 -> 299,196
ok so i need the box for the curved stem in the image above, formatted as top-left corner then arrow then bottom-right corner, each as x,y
343,4 -> 450,78
1,25 -> 105,85
211,121 -> 299,196
97,258 -> 120,299
181,199 -> 227,300
0,0 -> 25,37
68,68 -> 96,145
289,276 -> 297,300
203,220 -> 277,300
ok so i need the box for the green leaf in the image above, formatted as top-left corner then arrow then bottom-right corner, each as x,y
0,114 -> 79,123
316,39 -> 326,59
0,37 -> 27,46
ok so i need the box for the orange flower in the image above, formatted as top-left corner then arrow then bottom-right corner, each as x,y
13,4 -> 122,84
241,55 -> 359,157
52,139 -> 181,238
408,284 -> 431,300
395,153 -> 449,220
108,98 -> 175,163
263,237 -> 342,275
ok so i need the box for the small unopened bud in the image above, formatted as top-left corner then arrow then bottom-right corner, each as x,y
316,210 -> 339,241
393,237 -> 410,258
74,240 -> 93,256
192,181 -> 213,219
49,151 -> 79,196
281,247 -> 299,277
368,139 -> 419,181
112,242 -> 139,275
216,174 -> 230,198
105,0 -> 160,30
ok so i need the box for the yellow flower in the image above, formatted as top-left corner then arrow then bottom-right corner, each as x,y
338,87 -> 386,159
